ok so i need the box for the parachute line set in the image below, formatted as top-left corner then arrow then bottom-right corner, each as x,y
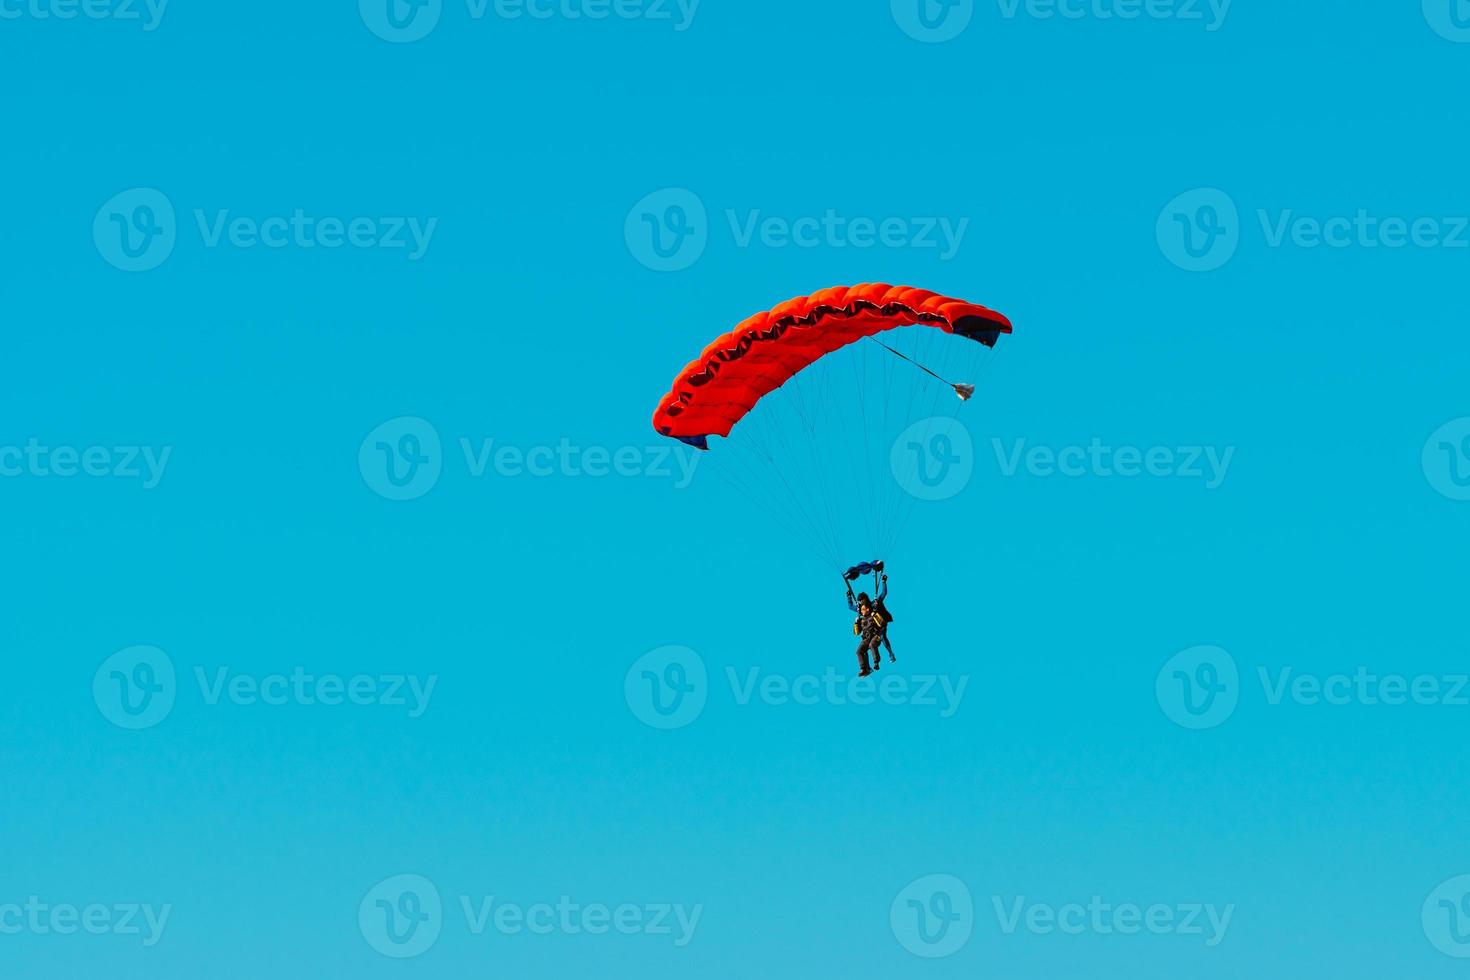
651,284 -> 1013,571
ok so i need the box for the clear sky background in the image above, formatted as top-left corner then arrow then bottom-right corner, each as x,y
2,1 -> 1469,977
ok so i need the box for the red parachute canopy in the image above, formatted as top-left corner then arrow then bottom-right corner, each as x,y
652,284 -> 1012,449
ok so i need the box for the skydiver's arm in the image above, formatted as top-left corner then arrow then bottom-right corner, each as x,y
876,575 -> 888,602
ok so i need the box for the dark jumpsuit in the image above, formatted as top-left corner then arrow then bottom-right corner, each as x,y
848,578 -> 889,674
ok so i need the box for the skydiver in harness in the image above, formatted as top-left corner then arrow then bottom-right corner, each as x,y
845,563 -> 894,676
849,590 -> 884,677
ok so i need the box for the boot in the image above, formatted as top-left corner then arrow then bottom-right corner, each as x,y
856,648 -> 872,677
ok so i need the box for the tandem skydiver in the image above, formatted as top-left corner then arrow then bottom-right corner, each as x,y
846,570 -> 892,677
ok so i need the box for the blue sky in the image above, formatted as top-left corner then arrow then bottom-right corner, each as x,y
2,1 -> 1469,977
